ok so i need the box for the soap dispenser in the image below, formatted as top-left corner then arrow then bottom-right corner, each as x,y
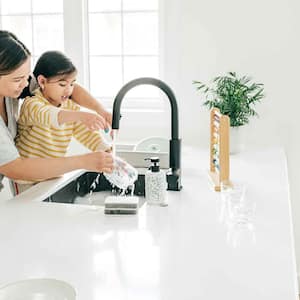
145,157 -> 167,206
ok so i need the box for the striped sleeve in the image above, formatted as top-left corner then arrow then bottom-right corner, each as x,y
18,97 -> 61,128
73,122 -> 110,152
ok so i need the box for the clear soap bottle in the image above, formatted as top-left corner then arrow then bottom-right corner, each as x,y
145,157 -> 167,206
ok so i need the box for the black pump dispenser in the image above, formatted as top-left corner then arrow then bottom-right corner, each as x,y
145,157 -> 160,173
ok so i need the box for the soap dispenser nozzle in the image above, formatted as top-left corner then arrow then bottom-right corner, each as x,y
145,157 -> 160,172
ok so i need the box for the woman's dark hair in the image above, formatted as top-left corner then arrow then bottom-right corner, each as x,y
0,30 -> 31,76
33,51 -> 77,80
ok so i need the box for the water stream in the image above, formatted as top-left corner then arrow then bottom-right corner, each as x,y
82,128 -> 138,205
111,129 -> 117,157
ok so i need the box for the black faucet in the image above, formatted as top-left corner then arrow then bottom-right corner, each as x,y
112,77 -> 182,191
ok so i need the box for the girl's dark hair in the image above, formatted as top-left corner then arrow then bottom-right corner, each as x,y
0,30 -> 31,76
33,51 -> 77,80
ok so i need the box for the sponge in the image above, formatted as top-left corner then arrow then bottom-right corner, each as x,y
104,196 -> 139,215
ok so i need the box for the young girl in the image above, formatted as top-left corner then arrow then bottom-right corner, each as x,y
14,51 -> 112,193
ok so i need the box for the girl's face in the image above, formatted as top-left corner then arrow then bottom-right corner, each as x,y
0,58 -> 31,99
39,72 -> 77,107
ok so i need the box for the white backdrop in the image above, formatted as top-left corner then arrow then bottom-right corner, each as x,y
161,0 -> 300,286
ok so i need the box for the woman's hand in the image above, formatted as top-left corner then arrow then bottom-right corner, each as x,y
82,151 -> 114,173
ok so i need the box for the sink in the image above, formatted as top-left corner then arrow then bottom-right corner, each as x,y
43,144 -> 169,204
116,143 -> 169,169
0,278 -> 76,300
74,190 -> 112,206
41,135 -> 182,205
43,171 -> 144,204
44,173 -> 147,208
134,136 -> 169,153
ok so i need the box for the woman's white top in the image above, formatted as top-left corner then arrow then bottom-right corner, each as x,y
0,78 -> 37,190
0,98 -> 20,190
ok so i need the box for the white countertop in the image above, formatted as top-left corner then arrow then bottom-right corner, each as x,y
0,147 -> 298,299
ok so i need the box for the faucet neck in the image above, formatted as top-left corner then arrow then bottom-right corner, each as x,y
112,77 -> 179,140
112,77 -> 182,187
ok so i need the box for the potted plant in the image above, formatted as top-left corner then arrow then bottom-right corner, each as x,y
193,71 -> 265,153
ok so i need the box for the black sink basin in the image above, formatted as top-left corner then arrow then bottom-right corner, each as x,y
43,172 -> 145,204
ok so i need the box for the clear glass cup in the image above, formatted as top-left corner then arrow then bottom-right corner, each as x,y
223,183 -> 256,227
227,184 -> 246,215
232,196 -> 256,226
220,182 -> 256,247
220,182 -> 247,222
104,156 -> 138,191
227,220 -> 256,248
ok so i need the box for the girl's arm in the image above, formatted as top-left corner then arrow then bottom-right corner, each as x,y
72,84 -> 112,127
19,98 -> 59,127
0,152 -> 113,181
20,97 -> 107,131
72,120 -> 111,152
58,110 -> 107,131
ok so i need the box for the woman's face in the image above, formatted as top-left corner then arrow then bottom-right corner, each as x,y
39,72 -> 77,107
0,58 -> 31,99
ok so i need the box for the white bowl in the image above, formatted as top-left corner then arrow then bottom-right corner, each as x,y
134,136 -> 169,153
0,278 -> 76,300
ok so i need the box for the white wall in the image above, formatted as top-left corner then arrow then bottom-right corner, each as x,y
162,0 -> 300,286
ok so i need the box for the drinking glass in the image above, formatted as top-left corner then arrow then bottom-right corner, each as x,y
104,156 -> 138,191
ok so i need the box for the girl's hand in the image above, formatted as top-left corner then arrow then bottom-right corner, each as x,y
78,111 -> 107,131
101,110 -> 112,129
58,110 -> 108,131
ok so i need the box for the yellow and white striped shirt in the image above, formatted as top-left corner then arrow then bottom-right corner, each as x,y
15,89 -> 109,159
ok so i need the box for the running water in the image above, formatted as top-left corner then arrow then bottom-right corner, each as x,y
87,128 -> 117,203
86,129 -> 138,204
103,156 -> 138,191
111,129 -> 118,157
87,173 -> 101,204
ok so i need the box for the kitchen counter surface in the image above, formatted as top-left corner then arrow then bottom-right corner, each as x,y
0,147 -> 298,299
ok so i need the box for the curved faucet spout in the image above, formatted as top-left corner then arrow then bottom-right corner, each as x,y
112,77 -> 179,140
112,77 -> 182,191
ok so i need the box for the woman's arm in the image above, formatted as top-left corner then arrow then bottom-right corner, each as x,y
72,84 -> 112,127
0,152 -> 113,181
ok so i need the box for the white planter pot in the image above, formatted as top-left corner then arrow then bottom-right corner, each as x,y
230,126 -> 245,154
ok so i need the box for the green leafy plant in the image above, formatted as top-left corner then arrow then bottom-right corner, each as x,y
193,72 -> 264,127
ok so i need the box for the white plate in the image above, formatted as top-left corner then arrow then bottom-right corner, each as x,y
134,137 -> 169,153
0,278 -> 76,300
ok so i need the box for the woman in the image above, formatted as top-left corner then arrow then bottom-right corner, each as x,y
0,30 -> 113,192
